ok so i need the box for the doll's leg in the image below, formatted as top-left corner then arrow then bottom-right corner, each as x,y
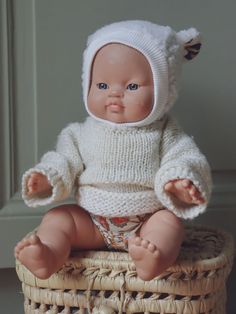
128,210 -> 184,281
14,205 -> 106,279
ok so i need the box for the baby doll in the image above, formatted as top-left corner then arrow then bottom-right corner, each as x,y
15,20 -> 212,281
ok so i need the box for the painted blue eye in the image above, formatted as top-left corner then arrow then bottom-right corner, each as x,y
127,83 -> 139,90
97,83 -> 108,89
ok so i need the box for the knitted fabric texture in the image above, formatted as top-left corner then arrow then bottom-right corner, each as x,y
22,116 -> 212,220
22,21 -> 209,220
82,20 -> 201,127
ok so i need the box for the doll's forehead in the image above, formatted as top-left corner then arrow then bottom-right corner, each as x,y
92,42 -> 150,66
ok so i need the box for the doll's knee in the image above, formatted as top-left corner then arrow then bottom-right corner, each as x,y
46,204 -> 83,217
153,209 -> 184,232
41,204 -> 81,230
45,205 -> 72,219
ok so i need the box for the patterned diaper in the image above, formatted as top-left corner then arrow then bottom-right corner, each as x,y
90,213 -> 151,251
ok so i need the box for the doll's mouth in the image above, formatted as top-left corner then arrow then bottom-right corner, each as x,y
106,103 -> 125,111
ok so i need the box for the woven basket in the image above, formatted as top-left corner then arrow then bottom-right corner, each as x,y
16,225 -> 234,314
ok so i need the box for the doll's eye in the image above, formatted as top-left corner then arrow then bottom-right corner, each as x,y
127,83 -> 139,90
97,83 -> 108,90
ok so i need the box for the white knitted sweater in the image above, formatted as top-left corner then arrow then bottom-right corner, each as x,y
22,115 -> 212,219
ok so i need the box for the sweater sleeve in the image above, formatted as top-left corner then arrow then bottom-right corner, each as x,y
155,116 -> 212,219
22,123 -> 84,207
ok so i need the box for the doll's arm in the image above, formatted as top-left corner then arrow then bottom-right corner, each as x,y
155,116 -> 212,219
22,123 -> 84,207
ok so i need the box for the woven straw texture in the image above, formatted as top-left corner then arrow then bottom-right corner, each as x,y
16,225 -> 234,314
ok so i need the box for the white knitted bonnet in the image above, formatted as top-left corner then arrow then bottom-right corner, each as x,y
82,20 -> 201,127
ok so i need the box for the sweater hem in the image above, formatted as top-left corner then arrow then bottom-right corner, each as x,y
77,186 -> 163,217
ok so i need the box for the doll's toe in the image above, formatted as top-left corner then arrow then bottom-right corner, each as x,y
134,236 -> 142,246
14,246 -> 19,257
29,234 -> 40,245
153,250 -> 160,259
141,239 -> 149,248
147,243 -> 156,253
17,238 -> 29,250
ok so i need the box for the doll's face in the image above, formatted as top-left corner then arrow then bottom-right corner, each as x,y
87,43 -> 154,123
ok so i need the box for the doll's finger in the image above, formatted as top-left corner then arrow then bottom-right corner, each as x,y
196,196 -> 205,203
192,199 -> 203,205
189,186 -> 197,196
189,188 -> 198,200
30,172 -> 38,179
164,182 -> 174,191
191,195 -> 199,203
182,179 -> 191,189
27,182 -> 34,194
183,185 -> 199,203
30,172 -> 44,183
189,185 -> 203,200
175,180 -> 191,194
27,186 -> 32,194
191,188 -> 203,200
28,176 -> 37,186
30,173 -> 46,187
28,174 -> 38,185
28,180 -> 38,192
30,173 -> 40,182
27,187 -> 36,196
192,194 -> 205,204
27,176 -> 33,186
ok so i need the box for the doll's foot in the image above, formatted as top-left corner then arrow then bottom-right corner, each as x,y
14,234 -> 57,279
128,236 -> 161,281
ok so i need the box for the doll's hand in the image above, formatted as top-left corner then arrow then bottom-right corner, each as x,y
164,179 -> 205,205
26,172 -> 52,197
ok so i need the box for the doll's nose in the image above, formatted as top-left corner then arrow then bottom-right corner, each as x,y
109,87 -> 124,97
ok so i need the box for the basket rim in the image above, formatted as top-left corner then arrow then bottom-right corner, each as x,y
16,224 -> 234,273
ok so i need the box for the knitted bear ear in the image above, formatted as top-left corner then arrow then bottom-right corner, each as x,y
177,28 -> 202,61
